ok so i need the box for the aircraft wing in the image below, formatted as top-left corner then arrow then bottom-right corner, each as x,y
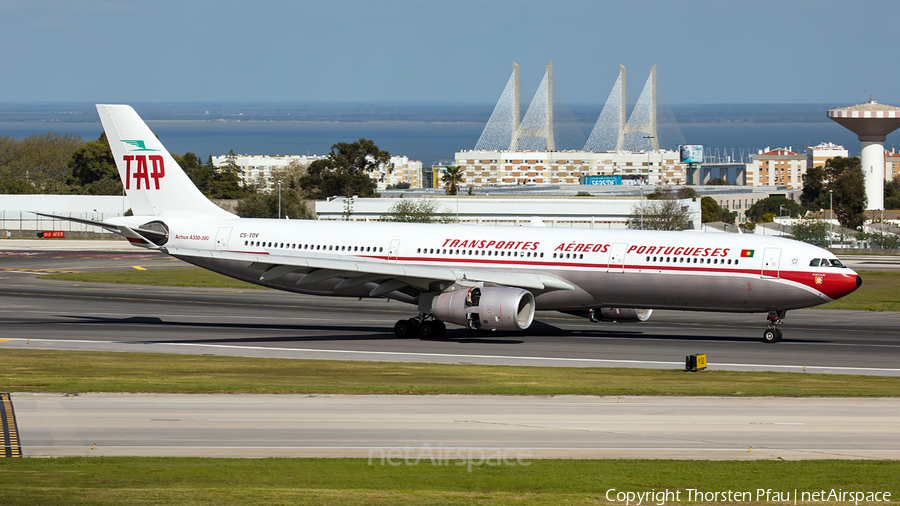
164,246 -> 574,296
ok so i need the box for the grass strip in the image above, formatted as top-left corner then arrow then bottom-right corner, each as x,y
818,270 -> 900,311
0,458 -> 897,506
1,349 -> 898,396
38,267 -> 264,289
39,269 -> 900,311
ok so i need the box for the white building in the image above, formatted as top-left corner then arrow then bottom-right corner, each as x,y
453,150 -> 686,188
316,195 -> 702,230
211,154 -> 326,193
806,142 -> 848,169
746,148 -> 806,189
379,156 -> 423,191
213,154 -> 423,193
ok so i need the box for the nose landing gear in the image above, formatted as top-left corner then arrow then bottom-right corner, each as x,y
763,310 -> 785,343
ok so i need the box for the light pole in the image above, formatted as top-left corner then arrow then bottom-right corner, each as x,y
828,190 -> 833,248
643,136 -> 655,184
277,181 -> 282,219
779,204 -> 786,236
639,186 -> 644,230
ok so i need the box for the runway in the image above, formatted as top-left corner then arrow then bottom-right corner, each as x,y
11,393 -> 900,460
2,248 -> 900,375
2,244 -> 899,460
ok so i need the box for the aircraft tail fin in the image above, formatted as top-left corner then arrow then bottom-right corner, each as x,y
96,104 -> 235,219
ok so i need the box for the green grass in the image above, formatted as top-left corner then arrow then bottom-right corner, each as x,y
0,458 -> 897,505
1,349 -> 898,396
39,267 -> 265,289
818,270 -> 900,311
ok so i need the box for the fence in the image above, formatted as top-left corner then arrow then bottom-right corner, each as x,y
0,210 -> 118,237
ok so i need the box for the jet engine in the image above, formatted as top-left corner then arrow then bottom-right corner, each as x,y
563,308 -> 653,323
432,286 -> 535,331
589,308 -> 653,322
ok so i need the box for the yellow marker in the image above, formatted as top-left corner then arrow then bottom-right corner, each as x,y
617,397 -> 621,403
749,446 -> 752,452
92,444 -> 96,450
803,365 -> 806,371
132,266 -> 147,271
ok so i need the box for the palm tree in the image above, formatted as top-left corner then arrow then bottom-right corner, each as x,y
441,166 -> 465,196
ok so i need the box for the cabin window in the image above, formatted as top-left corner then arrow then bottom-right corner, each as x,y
579,254 -> 584,259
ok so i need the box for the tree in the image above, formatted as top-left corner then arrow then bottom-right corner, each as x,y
214,150 -> 248,199
9,132 -> 83,192
627,198 -> 692,230
706,176 -> 729,185
644,186 -> 675,200
885,175 -> 900,210
791,217 -> 830,246
298,139 -> 386,199
236,187 -> 311,219
869,229 -> 900,249
270,159 -> 307,192
827,157 -> 866,230
744,196 -> 804,223
441,166 -> 465,195
676,187 -> 697,200
0,177 -> 39,194
380,198 -> 455,223
700,196 -> 734,224
66,132 -> 122,195
800,166 -> 828,210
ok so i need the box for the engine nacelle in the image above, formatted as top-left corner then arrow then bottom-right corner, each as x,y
432,286 -> 535,331
589,308 -> 653,323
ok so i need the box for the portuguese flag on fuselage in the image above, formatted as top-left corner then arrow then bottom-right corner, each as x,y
740,249 -> 755,258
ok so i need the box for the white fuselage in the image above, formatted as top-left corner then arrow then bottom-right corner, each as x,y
110,215 -> 861,314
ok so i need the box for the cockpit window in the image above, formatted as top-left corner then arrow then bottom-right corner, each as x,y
809,258 -> 821,267
829,259 -> 845,268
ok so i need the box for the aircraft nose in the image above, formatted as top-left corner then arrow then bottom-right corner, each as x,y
833,271 -> 862,300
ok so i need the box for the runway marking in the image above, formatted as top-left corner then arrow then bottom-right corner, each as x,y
1,393 -> 22,458
6,338 -> 900,374
131,266 -> 147,271
0,268 -> 83,274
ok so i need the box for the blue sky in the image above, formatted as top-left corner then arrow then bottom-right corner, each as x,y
2,0 -> 898,105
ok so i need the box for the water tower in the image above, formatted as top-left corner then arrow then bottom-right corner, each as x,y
827,99 -> 900,210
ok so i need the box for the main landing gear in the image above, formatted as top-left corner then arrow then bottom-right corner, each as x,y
393,317 -> 447,339
762,310 -> 785,343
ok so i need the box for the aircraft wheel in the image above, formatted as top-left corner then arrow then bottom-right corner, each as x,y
419,321 -> 438,338
394,319 -> 417,338
434,320 -> 447,338
762,328 -> 782,344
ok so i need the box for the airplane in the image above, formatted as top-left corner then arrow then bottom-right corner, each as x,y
42,105 -> 862,344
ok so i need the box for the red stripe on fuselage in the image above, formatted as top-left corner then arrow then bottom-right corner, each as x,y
227,251 -> 858,300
